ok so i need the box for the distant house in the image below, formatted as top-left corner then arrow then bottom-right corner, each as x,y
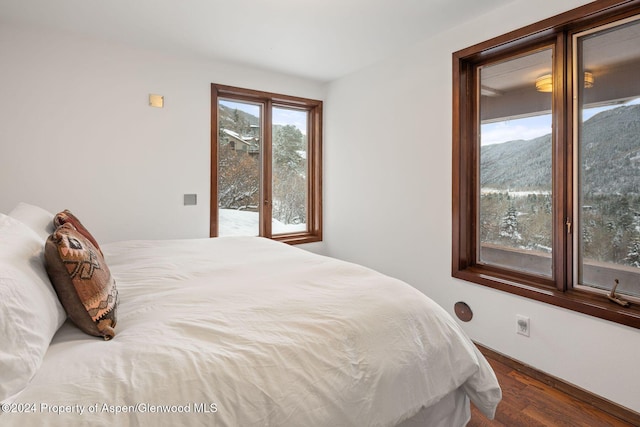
220,128 -> 260,154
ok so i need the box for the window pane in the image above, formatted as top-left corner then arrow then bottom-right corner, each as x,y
576,17 -> 640,299
272,107 -> 308,234
478,49 -> 554,276
218,99 -> 261,236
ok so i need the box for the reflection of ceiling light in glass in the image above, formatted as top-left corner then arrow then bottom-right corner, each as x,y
535,72 -> 594,92
535,74 -> 553,92
583,71 -> 594,88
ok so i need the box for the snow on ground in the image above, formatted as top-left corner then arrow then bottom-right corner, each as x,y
219,209 -> 306,236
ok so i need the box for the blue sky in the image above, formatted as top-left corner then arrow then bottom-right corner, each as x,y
481,97 -> 640,146
219,100 -> 307,134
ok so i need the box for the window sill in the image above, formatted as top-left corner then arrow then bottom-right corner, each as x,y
272,232 -> 322,246
453,267 -> 640,329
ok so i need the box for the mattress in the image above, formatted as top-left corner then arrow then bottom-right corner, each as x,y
1,236 -> 500,426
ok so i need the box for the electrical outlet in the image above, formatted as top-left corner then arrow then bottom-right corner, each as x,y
516,315 -> 530,337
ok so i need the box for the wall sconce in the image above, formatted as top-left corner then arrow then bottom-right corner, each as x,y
149,94 -> 164,108
535,72 -> 594,92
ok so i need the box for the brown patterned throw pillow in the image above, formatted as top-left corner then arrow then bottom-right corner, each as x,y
53,210 -> 102,256
45,223 -> 118,340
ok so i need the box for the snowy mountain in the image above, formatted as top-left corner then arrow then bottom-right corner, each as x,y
481,104 -> 640,195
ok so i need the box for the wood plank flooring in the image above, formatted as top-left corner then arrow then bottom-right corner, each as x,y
468,349 -> 638,427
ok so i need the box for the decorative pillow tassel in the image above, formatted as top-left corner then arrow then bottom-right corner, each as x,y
97,319 -> 116,341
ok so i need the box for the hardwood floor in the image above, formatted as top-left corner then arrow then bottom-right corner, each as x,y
468,348 -> 638,427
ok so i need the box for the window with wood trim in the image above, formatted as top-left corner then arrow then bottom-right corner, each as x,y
211,84 -> 322,244
452,0 -> 640,328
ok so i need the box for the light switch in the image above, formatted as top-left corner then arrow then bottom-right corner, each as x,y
184,194 -> 197,206
149,94 -> 164,108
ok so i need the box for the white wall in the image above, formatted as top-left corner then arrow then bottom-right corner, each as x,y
324,0 -> 640,414
0,22 -> 325,243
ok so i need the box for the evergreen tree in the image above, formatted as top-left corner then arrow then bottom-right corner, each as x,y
626,240 -> 640,268
273,125 -> 305,173
272,124 -> 307,224
500,205 -> 520,241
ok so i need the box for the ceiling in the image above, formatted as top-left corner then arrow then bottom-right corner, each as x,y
0,0 -> 515,82
481,18 -> 640,94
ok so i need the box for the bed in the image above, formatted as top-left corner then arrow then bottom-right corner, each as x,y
0,203 -> 501,426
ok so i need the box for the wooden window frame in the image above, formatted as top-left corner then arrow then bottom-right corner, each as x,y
211,84 -> 323,245
452,0 -> 640,329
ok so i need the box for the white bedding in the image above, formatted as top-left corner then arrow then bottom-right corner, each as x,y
1,236 -> 500,426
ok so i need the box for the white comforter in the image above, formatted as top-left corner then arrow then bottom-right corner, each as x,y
2,237 -> 500,426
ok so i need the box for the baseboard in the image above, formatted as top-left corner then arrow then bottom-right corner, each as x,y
475,343 -> 640,426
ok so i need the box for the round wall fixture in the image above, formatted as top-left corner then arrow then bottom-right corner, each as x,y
454,301 -> 473,322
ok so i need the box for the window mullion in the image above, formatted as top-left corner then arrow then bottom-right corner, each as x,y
565,30 -> 578,293
261,100 -> 273,238
553,32 -> 570,292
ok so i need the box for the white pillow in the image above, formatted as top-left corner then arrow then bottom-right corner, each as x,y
8,202 -> 55,241
0,214 -> 66,402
